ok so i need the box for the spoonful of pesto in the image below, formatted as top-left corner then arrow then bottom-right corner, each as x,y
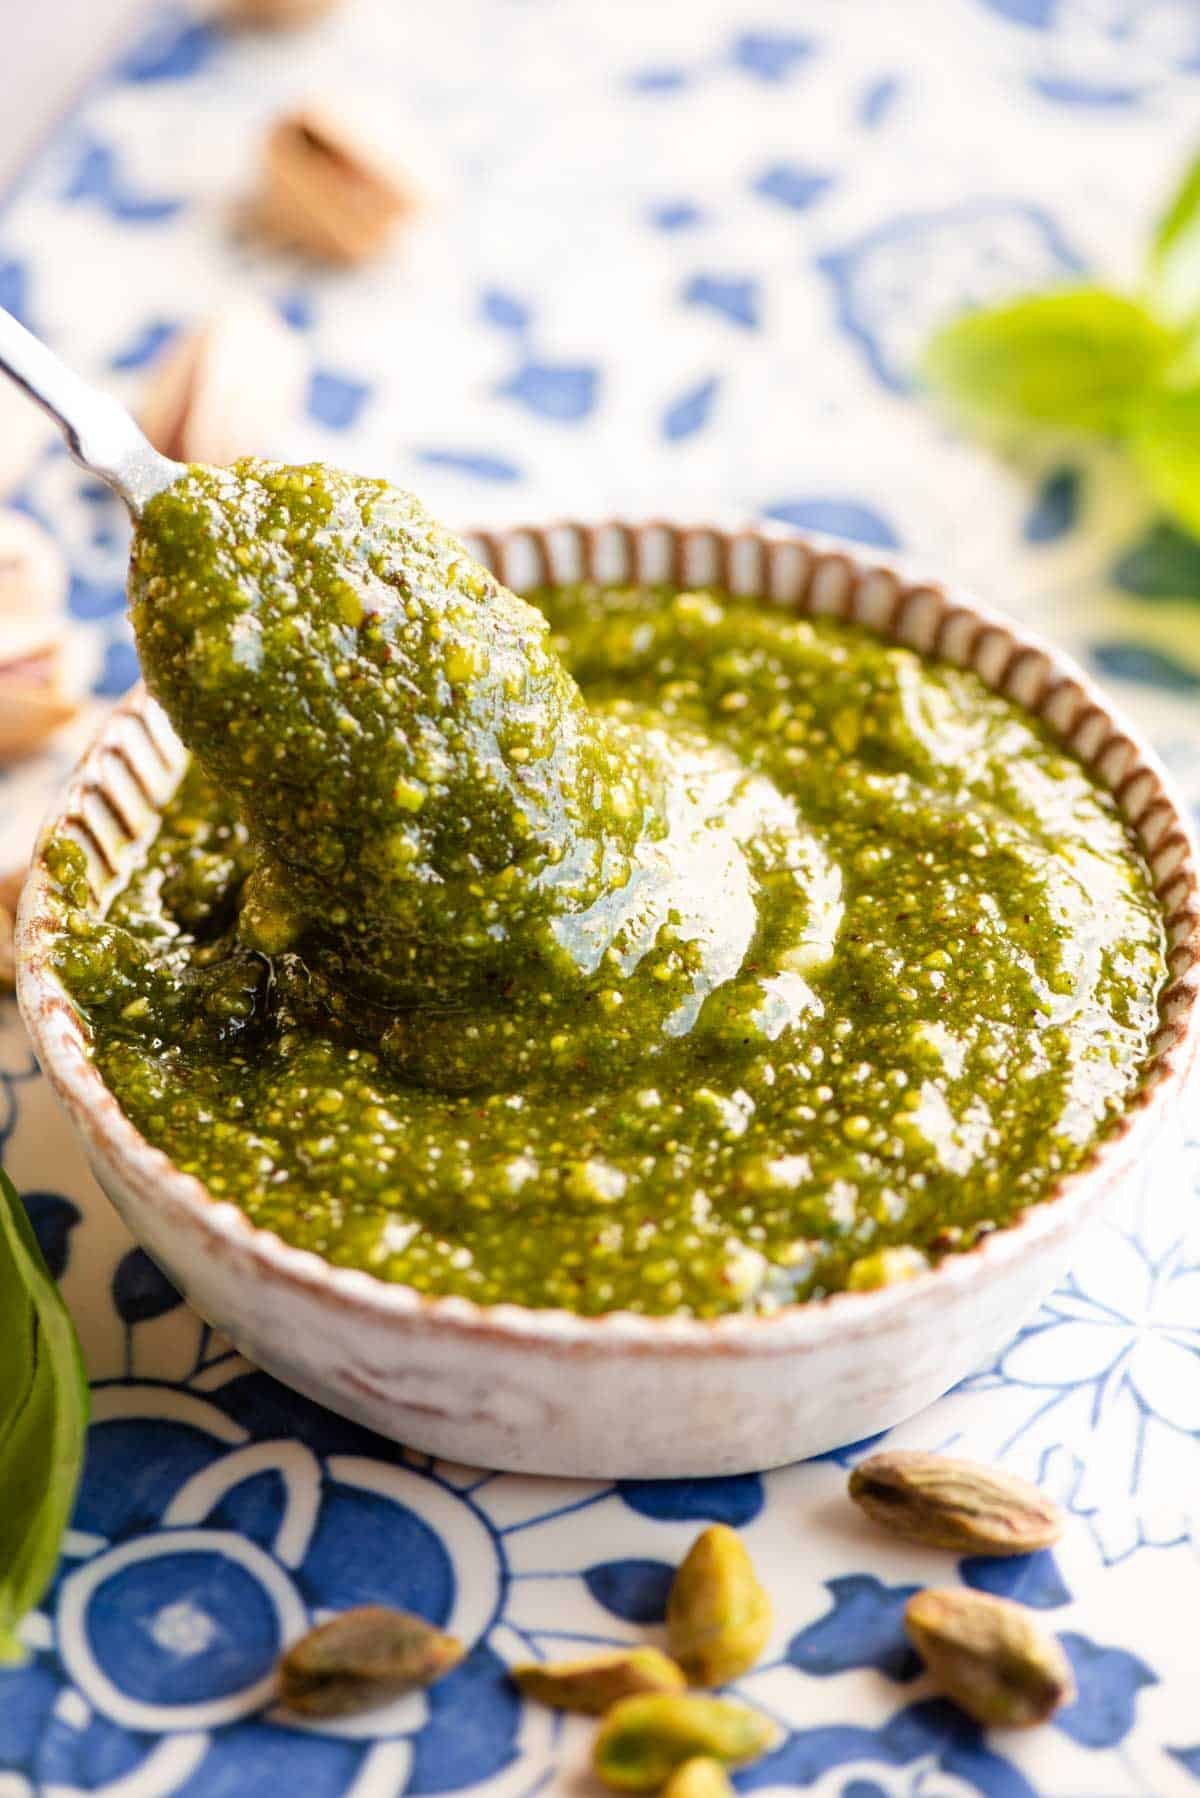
1,311 -> 838,1083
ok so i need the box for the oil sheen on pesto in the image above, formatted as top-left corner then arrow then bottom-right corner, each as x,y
49,461 -> 1167,1315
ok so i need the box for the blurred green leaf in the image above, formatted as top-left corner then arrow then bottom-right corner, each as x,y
922,288 -> 1173,436
0,1170 -> 88,1664
1148,151 -> 1200,327
1130,384 -> 1200,537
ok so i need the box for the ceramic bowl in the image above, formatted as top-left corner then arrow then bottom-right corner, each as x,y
17,520 -> 1200,1478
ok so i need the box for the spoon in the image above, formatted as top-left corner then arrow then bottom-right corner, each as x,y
0,305 -> 181,515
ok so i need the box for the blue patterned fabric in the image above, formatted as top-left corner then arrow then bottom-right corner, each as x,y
2,1 -> 1200,1790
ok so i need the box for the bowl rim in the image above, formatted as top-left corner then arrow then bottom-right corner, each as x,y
16,516 -> 1200,1357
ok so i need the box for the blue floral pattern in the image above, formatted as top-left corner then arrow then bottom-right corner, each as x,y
2,1 -> 1200,1791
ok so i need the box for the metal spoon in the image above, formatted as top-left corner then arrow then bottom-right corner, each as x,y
0,305 -> 182,515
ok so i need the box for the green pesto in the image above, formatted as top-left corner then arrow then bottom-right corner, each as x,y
48,465 -> 1168,1315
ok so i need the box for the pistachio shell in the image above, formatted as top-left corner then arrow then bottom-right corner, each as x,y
667,1524 -> 772,1685
662,1758 -> 736,1798
278,1606 -> 464,1718
139,300 -> 305,467
593,1694 -> 779,1791
254,101 -> 419,265
849,1451 -> 1064,1555
905,1587 -> 1075,1727
512,1646 -> 685,1713
1,869 -> 26,988
0,508 -> 68,662
0,641 -> 78,765
219,0 -> 344,26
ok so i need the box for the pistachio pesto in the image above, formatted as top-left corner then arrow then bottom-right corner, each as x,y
48,464 -> 1167,1315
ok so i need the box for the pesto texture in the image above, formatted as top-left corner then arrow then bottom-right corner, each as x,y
50,465 -> 1168,1315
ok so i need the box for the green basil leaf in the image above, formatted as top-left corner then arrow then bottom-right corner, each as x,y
0,1169 -> 89,1664
1130,383 -> 1200,538
922,288 -> 1173,436
1148,150 -> 1200,328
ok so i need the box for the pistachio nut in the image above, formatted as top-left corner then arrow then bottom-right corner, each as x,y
849,1450 -> 1064,1555
667,1523 -> 771,1685
662,1758 -> 736,1798
905,1587 -> 1075,1727
254,102 -> 419,265
512,1646 -> 685,1713
219,0 -> 344,26
278,1606 -> 465,1718
0,508 -> 75,765
0,866 -> 21,988
139,300 -> 306,467
593,1693 -> 779,1791
0,645 -> 77,764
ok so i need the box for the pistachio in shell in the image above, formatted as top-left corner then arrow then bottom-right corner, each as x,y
593,1693 -> 779,1792
512,1646 -> 685,1713
219,0 -> 344,26
905,1587 -> 1075,1727
138,300 -> 305,468
662,1758 -> 736,1798
278,1606 -> 464,1718
253,101 -> 419,265
0,509 -> 75,766
667,1523 -> 772,1685
849,1450 -> 1064,1556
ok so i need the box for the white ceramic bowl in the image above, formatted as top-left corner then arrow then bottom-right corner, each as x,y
17,520 -> 1200,1478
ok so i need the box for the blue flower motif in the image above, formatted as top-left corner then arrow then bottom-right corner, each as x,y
763,498 -> 900,549
1055,1632 -> 1156,1748
112,1248 -> 183,1327
729,31 -> 814,82
752,164 -> 834,212
682,274 -> 761,330
983,1232 -> 1200,1560
94,633 -> 141,699
499,361 -> 599,423
61,138 -> 183,224
119,9 -> 217,82
480,288 -> 531,332
661,375 -> 721,441
857,75 -> 902,127
276,291 -> 316,332
818,200 -> 1082,391
109,319 -> 178,372
19,1192 -> 82,1281
618,1474 -> 764,1526
0,1374 -> 524,1796
786,1575 -> 921,1682
627,66 -> 690,94
1091,641 -> 1200,692
741,1698 -> 1037,1795
1023,466 -> 1080,542
0,257 -> 34,328
974,0 -> 1200,105
307,371 -> 372,432
1112,522 -> 1200,598
960,1550 -> 1071,1610
68,573 -> 125,621
648,201 -> 705,232
1169,1742 -> 1200,1781
414,449 -> 523,483
583,1559 -> 674,1624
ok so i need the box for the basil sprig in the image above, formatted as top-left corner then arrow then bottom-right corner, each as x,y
923,148 -> 1200,537
0,1169 -> 88,1663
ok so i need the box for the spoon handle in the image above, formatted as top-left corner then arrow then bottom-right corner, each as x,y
0,306 -> 182,515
